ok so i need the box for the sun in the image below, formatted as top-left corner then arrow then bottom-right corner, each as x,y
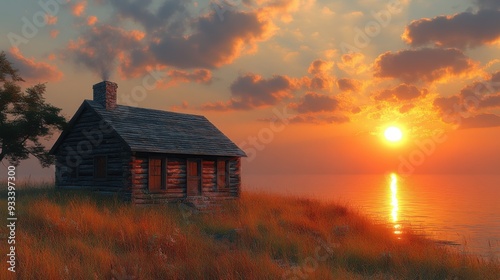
384,126 -> 403,142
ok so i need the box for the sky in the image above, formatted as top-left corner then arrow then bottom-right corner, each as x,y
1,0 -> 500,180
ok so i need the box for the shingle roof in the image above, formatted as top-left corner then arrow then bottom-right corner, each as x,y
53,100 -> 246,157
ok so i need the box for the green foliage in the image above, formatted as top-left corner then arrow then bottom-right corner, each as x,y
0,51 -> 67,167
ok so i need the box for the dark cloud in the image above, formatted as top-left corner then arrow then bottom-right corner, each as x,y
433,95 -> 462,116
65,24 -> 144,80
403,9 -> 500,49
200,74 -> 296,111
474,0 -> 500,10
65,1 -> 275,80
460,114 -> 500,129
7,48 -> 62,82
374,48 -> 475,83
374,84 -> 428,102
459,71 -> 500,100
434,71 -> 500,128
108,0 -> 190,33
149,9 -> 271,69
337,78 -> 361,92
478,95 -> 500,108
290,92 -> 339,113
167,69 -> 212,85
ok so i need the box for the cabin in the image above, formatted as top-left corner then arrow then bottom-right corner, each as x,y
49,81 -> 246,206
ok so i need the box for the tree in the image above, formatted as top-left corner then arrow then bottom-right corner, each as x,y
0,51 -> 67,167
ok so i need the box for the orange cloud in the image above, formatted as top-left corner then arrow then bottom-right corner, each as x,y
154,69 -> 212,88
7,48 -> 62,82
72,1 -> 87,17
45,15 -> 58,25
433,71 -> 500,128
289,92 -> 339,113
86,16 -> 98,26
50,29 -> 59,38
374,84 -> 428,102
337,78 -> 362,92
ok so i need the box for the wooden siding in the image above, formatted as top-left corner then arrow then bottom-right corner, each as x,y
130,154 -> 241,205
53,107 -> 131,197
131,156 -> 187,204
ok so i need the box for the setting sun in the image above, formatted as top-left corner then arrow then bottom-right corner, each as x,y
384,126 -> 403,142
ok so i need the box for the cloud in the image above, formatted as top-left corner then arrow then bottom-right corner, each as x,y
374,48 -> 476,83
229,74 -> 297,109
148,9 -> 273,69
155,69 -> 212,88
374,84 -> 428,101
45,15 -> 58,25
288,114 -> 349,124
171,101 -> 189,111
66,1 -> 280,80
71,1 -> 87,17
474,0 -> 500,10
460,114 -> 500,129
201,73 -> 297,111
337,52 -> 367,75
308,59 -> 334,75
403,9 -> 500,49
478,95 -> 500,108
108,0 -> 190,33
65,24 -> 145,80
50,30 -> 59,38
6,48 -> 62,82
337,78 -> 361,92
290,92 -> 339,113
300,59 -> 335,91
433,95 -> 461,116
399,104 -> 415,113
86,16 -> 98,26
434,71 -> 500,127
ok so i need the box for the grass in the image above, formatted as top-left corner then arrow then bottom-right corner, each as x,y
0,184 -> 499,279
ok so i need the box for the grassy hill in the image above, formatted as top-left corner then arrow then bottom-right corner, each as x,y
1,184 -> 499,279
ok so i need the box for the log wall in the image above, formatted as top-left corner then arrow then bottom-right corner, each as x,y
130,155 -> 242,205
53,107 -> 131,197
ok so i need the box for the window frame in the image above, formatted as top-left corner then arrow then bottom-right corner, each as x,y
148,156 -> 166,192
216,159 -> 229,189
93,155 -> 107,180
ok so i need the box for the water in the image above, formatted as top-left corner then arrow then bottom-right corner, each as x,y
244,174 -> 500,259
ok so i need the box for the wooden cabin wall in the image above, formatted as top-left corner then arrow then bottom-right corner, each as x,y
54,107 -> 131,196
229,158 -> 241,197
202,160 -> 216,193
131,155 -> 187,204
130,155 -> 241,205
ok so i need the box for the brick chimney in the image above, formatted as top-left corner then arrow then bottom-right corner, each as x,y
93,81 -> 117,110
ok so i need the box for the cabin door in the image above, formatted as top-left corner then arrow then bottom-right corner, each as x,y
187,159 -> 201,196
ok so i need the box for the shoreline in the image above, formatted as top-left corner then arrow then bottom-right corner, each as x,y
1,185 -> 499,279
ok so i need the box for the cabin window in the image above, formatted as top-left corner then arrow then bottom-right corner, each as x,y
149,157 -> 166,191
94,156 -> 107,179
69,165 -> 78,179
217,159 -> 228,188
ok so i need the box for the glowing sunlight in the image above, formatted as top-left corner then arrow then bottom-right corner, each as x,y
384,126 -> 403,143
390,173 -> 402,236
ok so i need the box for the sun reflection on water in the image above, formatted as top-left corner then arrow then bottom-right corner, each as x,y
390,173 -> 402,237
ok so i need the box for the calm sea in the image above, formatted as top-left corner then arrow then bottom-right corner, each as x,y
244,174 -> 500,259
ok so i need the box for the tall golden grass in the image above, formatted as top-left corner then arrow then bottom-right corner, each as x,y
0,184 -> 499,279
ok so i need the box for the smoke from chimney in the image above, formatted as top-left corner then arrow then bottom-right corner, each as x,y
93,81 -> 118,110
